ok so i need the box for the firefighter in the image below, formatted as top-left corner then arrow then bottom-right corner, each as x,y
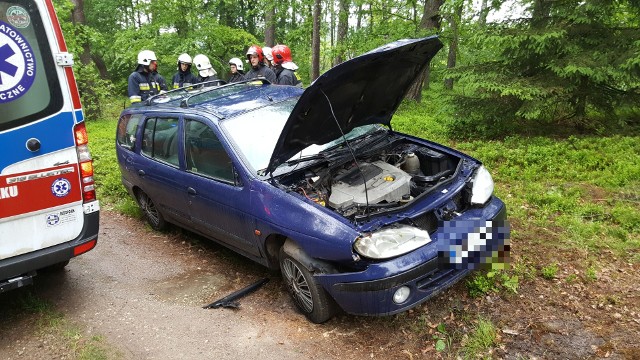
193,54 -> 219,87
271,44 -> 302,87
227,58 -> 246,83
127,50 -> 160,103
244,45 -> 276,83
171,53 -> 198,89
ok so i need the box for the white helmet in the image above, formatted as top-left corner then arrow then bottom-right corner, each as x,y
193,54 -> 217,77
262,47 -> 273,62
229,57 -> 243,71
177,53 -> 192,69
137,50 -> 157,65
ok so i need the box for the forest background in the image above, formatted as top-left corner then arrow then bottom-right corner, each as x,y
5,1 -> 632,357
55,0 -> 639,139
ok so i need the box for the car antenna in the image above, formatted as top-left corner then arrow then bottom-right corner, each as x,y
320,88 -> 370,219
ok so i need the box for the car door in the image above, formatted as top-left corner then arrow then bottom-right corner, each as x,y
134,115 -> 192,226
183,117 -> 260,257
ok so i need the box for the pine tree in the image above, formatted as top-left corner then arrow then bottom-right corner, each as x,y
447,0 -> 640,137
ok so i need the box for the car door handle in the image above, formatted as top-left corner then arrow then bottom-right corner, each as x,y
187,187 -> 197,195
137,170 -> 146,176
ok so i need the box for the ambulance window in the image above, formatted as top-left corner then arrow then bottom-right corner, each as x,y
0,0 -> 63,132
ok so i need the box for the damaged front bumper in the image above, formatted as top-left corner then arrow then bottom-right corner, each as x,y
314,197 -> 507,316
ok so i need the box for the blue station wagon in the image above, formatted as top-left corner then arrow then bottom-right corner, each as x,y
116,36 -> 509,323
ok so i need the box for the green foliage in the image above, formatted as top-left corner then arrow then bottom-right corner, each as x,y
461,318 -> 497,359
585,266 -> 598,282
85,102 -> 137,213
432,323 -> 453,353
466,269 -> 519,297
447,0 -> 640,138
541,263 -> 559,280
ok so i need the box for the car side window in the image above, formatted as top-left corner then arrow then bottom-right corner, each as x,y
141,117 -> 180,167
116,113 -> 143,150
185,119 -> 235,182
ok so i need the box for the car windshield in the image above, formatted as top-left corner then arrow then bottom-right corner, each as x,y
221,99 -> 381,176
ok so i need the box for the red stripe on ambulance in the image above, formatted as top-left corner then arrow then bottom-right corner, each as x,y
0,164 -> 81,218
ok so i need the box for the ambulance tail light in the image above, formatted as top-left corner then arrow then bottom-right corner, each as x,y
74,122 -> 96,203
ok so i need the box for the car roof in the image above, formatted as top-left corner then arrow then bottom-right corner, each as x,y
127,80 -> 303,120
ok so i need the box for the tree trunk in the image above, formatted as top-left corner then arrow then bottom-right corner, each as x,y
311,0 -> 321,81
478,0 -> 489,28
444,2 -> 463,90
334,0 -> 349,66
532,0 -> 552,29
405,0 -> 444,102
330,0 -> 335,51
265,4 -> 276,46
69,0 -> 91,65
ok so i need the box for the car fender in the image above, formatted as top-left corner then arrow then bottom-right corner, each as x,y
250,180 -> 359,263
282,239 -> 339,274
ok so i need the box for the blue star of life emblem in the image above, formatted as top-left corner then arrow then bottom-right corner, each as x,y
51,178 -> 71,198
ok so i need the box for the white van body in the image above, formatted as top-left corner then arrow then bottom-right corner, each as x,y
0,0 -> 100,292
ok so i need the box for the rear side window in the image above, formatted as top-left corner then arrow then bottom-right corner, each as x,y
185,119 -> 234,182
116,113 -> 142,149
141,117 -> 180,167
0,0 -> 63,132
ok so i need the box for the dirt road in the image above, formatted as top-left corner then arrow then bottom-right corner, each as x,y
0,210 -> 369,359
1,210 -> 639,359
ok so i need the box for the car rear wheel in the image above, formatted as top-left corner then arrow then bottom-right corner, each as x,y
279,247 -> 336,323
136,191 -> 166,231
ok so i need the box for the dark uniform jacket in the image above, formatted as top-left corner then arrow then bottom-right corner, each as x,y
155,73 -> 168,91
171,71 -> 198,89
227,72 -> 246,83
127,67 -> 159,103
197,75 -> 220,88
245,64 -> 277,84
275,67 -> 302,87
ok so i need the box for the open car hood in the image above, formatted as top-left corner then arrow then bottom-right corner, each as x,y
266,36 -> 443,174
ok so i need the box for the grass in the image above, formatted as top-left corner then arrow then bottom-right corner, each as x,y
461,318 -> 497,359
1,290 -> 115,359
89,95 -> 640,262
82,94 -> 640,357
87,99 -> 140,216
392,97 -> 640,262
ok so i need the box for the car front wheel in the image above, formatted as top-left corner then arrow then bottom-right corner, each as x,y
136,190 -> 166,231
279,247 -> 336,323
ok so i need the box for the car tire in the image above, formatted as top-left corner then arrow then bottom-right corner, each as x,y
279,247 -> 336,324
136,191 -> 167,231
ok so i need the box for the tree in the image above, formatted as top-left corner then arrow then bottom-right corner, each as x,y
448,0 -> 640,137
311,0 -> 321,81
265,4 -> 276,46
334,0 -> 350,66
406,0 -> 444,102
444,0 -> 463,90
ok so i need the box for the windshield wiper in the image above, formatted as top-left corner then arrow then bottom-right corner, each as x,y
284,153 -> 325,166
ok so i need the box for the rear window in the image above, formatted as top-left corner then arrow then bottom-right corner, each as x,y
0,0 -> 63,132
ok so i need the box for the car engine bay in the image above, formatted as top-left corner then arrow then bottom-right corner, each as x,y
279,139 -> 464,219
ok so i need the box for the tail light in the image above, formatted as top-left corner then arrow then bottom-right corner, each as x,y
74,122 -> 96,202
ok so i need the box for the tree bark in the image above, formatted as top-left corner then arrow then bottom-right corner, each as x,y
444,2 -> 463,90
478,0 -> 489,28
311,0 -> 321,81
405,0 -> 444,102
69,0 -> 91,65
265,4 -> 276,46
334,0 -> 349,66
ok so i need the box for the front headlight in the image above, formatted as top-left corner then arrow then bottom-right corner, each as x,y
354,225 -> 431,259
470,165 -> 494,205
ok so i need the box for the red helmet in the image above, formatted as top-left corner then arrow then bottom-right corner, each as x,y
246,45 -> 264,63
272,44 -> 292,65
